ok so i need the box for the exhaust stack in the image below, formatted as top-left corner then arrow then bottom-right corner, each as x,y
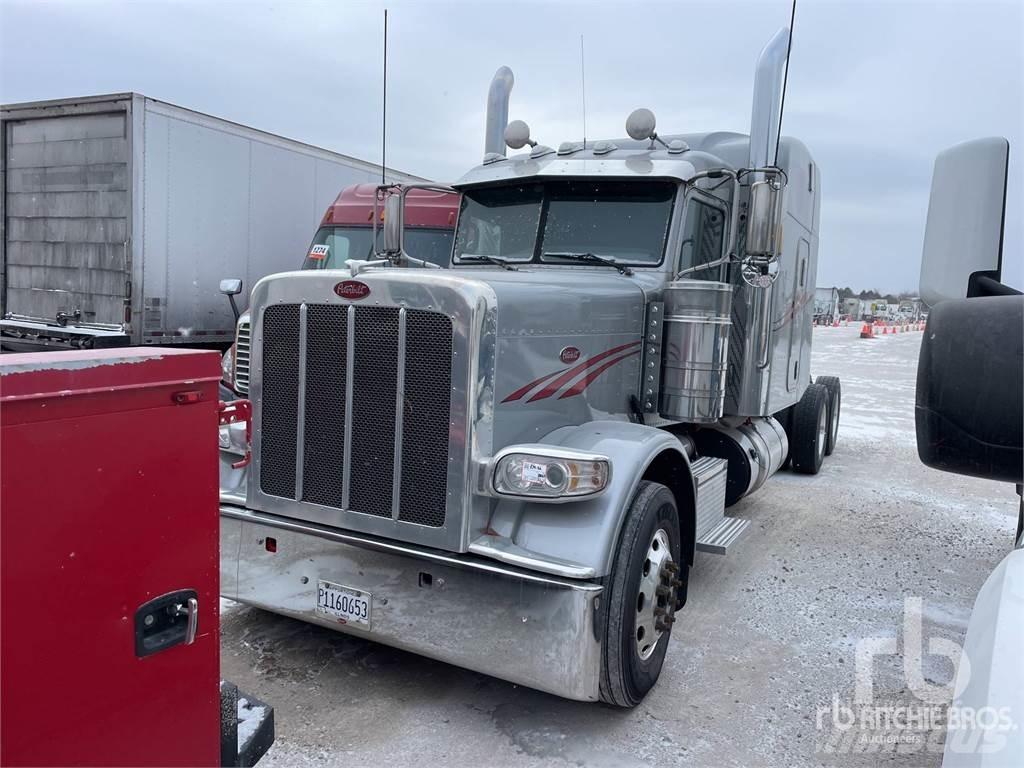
484,66 -> 515,160
748,27 -> 790,170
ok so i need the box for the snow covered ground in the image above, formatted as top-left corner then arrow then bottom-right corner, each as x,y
220,323 -> 1019,768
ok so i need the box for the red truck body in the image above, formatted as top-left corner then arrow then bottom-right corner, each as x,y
303,184 -> 460,270
1,349 -> 223,766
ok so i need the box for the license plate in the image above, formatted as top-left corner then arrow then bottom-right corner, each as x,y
315,580 -> 371,628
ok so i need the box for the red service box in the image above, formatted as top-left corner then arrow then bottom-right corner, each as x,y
1,348 -> 223,767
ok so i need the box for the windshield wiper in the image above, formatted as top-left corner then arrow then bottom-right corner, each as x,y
459,253 -> 517,271
542,251 -> 633,276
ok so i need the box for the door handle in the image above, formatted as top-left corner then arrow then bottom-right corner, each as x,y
134,590 -> 199,657
174,597 -> 199,645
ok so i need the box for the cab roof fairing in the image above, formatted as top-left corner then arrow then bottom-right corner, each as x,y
451,131 -> 819,233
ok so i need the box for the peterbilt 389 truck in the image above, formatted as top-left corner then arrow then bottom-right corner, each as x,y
218,28 -> 842,706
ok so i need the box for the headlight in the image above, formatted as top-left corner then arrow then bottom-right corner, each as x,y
221,344 -> 235,388
492,449 -> 610,500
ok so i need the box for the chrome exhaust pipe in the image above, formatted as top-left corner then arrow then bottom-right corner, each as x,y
484,66 -> 515,160
748,28 -> 789,170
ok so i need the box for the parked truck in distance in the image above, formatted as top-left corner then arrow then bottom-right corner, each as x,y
218,28 -> 843,706
0,93 -> 422,351
814,286 -> 840,325
301,184 -> 458,271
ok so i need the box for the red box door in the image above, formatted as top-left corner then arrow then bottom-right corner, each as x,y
1,349 -> 222,767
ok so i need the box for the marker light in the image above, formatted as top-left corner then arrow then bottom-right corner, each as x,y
492,450 -> 610,500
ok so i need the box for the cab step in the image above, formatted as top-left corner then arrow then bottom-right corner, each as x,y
695,517 -> 751,555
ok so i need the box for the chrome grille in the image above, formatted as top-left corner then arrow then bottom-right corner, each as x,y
399,310 -> 454,526
259,305 -> 300,498
300,305 -> 348,508
348,307 -> 400,519
258,303 -> 453,528
234,319 -> 251,394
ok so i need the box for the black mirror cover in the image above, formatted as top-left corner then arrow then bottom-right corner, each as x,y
915,294 -> 1023,484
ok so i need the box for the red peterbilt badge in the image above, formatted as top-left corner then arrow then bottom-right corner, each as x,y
334,280 -> 370,300
560,346 -> 581,364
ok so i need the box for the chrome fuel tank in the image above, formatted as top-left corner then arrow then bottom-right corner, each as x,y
659,280 -> 733,423
693,415 -> 788,507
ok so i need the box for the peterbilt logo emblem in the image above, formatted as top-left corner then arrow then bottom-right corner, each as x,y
334,280 -> 370,300
560,346 -> 581,364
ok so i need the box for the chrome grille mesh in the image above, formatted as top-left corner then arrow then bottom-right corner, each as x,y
348,307 -> 400,519
258,305 -> 300,498
257,302 -> 453,529
300,305 -> 348,508
399,310 -> 453,526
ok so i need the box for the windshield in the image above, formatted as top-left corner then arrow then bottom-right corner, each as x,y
453,180 -> 676,266
301,226 -> 454,270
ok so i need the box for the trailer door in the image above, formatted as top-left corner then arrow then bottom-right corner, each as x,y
4,112 -> 129,325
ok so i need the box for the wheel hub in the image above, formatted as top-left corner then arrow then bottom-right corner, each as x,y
634,528 -> 681,660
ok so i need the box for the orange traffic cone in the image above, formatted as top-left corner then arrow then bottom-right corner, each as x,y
882,325 -> 888,335
860,323 -> 874,339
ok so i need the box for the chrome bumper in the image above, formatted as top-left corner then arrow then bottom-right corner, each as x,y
220,506 -> 604,701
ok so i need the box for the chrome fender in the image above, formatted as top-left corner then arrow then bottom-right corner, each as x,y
474,420 -> 695,579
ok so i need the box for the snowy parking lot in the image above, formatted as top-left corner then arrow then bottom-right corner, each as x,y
220,324 -> 1019,767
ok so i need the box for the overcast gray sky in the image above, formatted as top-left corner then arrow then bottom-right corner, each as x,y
2,0 -> 1021,292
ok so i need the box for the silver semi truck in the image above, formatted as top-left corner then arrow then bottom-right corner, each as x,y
219,28 -> 843,706
0,93 -> 422,351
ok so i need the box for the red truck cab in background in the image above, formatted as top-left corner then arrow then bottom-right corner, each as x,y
301,184 -> 460,270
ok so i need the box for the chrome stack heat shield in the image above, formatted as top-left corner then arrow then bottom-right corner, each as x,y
659,280 -> 733,423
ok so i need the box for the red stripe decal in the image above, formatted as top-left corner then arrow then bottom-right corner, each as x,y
558,350 -> 641,399
501,368 -> 564,403
526,341 -> 641,403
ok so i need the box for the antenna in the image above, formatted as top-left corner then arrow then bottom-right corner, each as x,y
774,0 -> 796,166
580,34 -> 587,148
381,8 -> 388,185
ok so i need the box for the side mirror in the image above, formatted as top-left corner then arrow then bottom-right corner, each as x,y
745,179 -> 785,259
219,278 -> 243,321
382,195 -> 403,256
916,294 -> 1022,485
919,137 -> 1009,306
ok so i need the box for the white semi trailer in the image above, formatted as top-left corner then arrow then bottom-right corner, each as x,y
218,27 -> 843,706
0,93 -> 422,351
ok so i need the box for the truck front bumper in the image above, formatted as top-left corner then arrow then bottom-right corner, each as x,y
220,506 -> 604,701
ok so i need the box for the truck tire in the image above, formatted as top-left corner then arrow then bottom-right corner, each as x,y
790,383 -> 829,475
599,481 -> 682,708
776,405 -> 795,469
815,375 -> 842,456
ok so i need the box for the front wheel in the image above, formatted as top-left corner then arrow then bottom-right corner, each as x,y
599,481 -> 683,707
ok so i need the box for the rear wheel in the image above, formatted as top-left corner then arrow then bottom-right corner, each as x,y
600,481 -> 683,707
790,383 -> 829,475
815,375 -> 842,456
